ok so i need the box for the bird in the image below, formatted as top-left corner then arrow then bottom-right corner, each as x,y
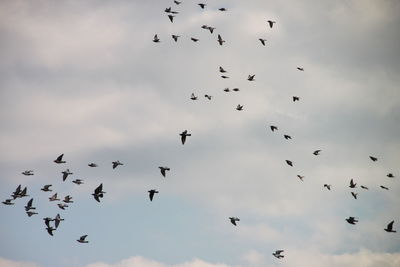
293,96 -> 300,102
54,154 -> 66,164
270,125 -> 278,132
297,67 -> 304,71
267,20 -> 276,28
11,185 -> 22,199
313,150 -> 321,155
190,93 -> 198,100
22,170 -> 34,176
369,156 -> 378,162
62,169 -> 73,181
219,66 -> 227,73
285,160 -> 293,167
204,94 -> 212,100
259,38 -> 267,46
324,184 -> 332,190
54,213 -> 64,229
198,3 -> 206,9
207,27 -> 215,34
46,226 -> 55,236
41,184 -> 52,192
236,104 -> 243,111
349,179 -> 357,188
217,34 -> 225,45
229,217 -> 240,226
272,250 -> 284,259
247,74 -> 255,81
191,37 -> 199,42
77,235 -> 89,243
387,173 -> 394,178
297,175 -> 304,181
346,217 -> 358,225
384,221 -> 396,233
351,192 -> 358,199
88,163 -> 98,167
172,35 -> 180,42
165,7 -> 172,13
26,211 -> 38,217
92,183 -> 105,202
112,160 -> 123,169
43,217 -> 54,228
57,203 -> 68,210
219,8 -> 227,11
174,1 -> 181,5
49,193 -> 60,201
24,198 -> 36,211
15,187 -> 29,198
148,189 -> 159,201
63,195 -> 73,203
180,130 -> 191,145
159,166 -> 170,177
168,14 -> 175,23
361,185 -> 369,190
232,88 -> 240,92
223,88 -> 230,92
221,75 -> 229,79
2,199 -> 14,205
72,179 -> 84,185
380,185 -> 389,190
153,34 -> 160,43
284,134 -> 292,140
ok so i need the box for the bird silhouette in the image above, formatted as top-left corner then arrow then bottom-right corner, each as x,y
198,3 -> 206,9
219,66 -> 227,73
259,38 -> 267,46
297,175 -> 304,181
57,203 -> 68,210
191,37 -> 199,42
293,96 -> 300,102
285,160 -> 293,167
180,130 -> 191,145
54,154 -> 66,164
43,217 -> 54,228
349,179 -> 357,188
92,183 -> 105,202
204,94 -> 212,100
72,179 -> 84,185
22,170 -> 34,176
159,166 -> 170,177
24,198 -> 36,211
272,250 -> 284,259
172,35 -> 180,42
174,1 -> 181,5
324,184 -> 332,190
46,226 -> 55,236
168,14 -> 175,23
190,93 -> 198,100
49,193 -> 60,202
221,75 -> 229,79
384,221 -> 396,232
313,150 -> 321,155
88,163 -> 98,167
62,169 -> 73,181
26,211 -> 38,217
267,20 -> 276,28
2,199 -> 14,205
236,104 -> 243,111
360,185 -> 369,190
297,67 -> 304,71
54,214 -> 64,229
77,235 -> 89,243
153,34 -> 160,43
219,8 -> 227,11
41,184 -> 52,192
351,192 -> 358,199
229,217 -> 240,226
270,125 -> 278,132
387,173 -> 394,178
232,88 -> 240,92
63,195 -> 73,203
346,217 -> 358,225
223,88 -> 230,92
369,156 -> 378,162
148,189 -> 159,201
112,160 -> 123,169
380,185 -> 389,190
217,34 -> 225,45
247,74 -> 255,81
284,134 -> 291,140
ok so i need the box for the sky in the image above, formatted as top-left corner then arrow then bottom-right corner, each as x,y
0,0 -> 400,266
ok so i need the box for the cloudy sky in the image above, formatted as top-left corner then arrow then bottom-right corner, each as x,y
1,0 -> 400,266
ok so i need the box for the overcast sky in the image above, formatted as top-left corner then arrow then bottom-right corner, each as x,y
1,0 -> 400,267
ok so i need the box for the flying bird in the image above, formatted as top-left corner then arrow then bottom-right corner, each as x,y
180,130 -> 191,145
285,160 -> 293,167
148,189 -> 159,201
159,166 -> 170,177
172,35 -> 180,42
313,150 -> 321,155
297,175 -> 304,181
297,67 -> 304,71
361,185 -> 369,190
232,88 -> 240,92
72,179 -> 84,185
46,226 -> 55,236
221,75 -> 229,79
2,199 -> 14,205
49,193 -> 60,202
57,203 -> 68,210
324,184 -> 332,190
349,179 -> 357,188
293,96 -> 300,102
272,250 -> 284,259
369,156 -> 378,162
168,14 -> 175,23
92,183 -> 105,202
62,169 -> 73,181
267,20 -> 276,28
204,94 -> 212,100
270,125 -> 278,132
223,88 -> 230,92
54,154 -> 66,164
346,217 -> 358,225
384,221 -> 396,233
217,34 -> 225,45
54,213 -> 64,229
24,198 -> 36,211
77,235 -> 89,243
153,34 -> 160,43
88,163 -> 98,167
284,134 -> 291,140
380,185 -> 389,190
236,104 -> 243,111
229,217 -> 240,226
19,187 -> 29,198
190,93 -> 198,100
259,38 -> 267,46
22,170 -> 34,176
198,3 -> 206,9
247,74 -> 255,81
112,160 -> 123,169
41,184 -> 52,192
63,195 -> 73,203
43,217 -> 54,228
219,8 -> 227,11
26,211 -> 38,217
219,66 -> 227,73
387,173 -> 394,178
351,192 -> 358,199
11,185 -> 22,199
174,1 -> 181,5
191,37 -> 199,42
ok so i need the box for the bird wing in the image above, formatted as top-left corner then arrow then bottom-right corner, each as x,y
181,135 -> 186,145
388,221 -> 394,230
56,154 -> 64,161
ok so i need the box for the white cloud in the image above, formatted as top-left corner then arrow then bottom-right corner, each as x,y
0,258 -> 38,267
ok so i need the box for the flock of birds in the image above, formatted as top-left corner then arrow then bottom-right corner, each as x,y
2,0 -> 397,262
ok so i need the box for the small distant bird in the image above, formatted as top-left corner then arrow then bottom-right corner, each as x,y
217,34 -> 225,45
63,195 -> 73,203
207,27 -> 215,34
72,179 -> 84,185
267,20 -> 276,28
387,173 -> 394,178
219,66 -> 227,73
46,226 -> 55,236
168,14 -> 175,23
54,213 -> 64,229
221,75 -> 229,79
18,187 -> 29,198
112,160 -> 123,169
24,198 -> 35,211
219,7 -> 227,11
62,169 -> 73,181
180,130 -> 191,145
165,7 -> 172,13
247,74 -> 255,81
77,235 -> 89,243
174,1 -> 181,5
204,94 -> 212,100
229,217 -> 240,226
232,88 -> 240,92
284,134 -> 291,140
54,154 -> 66,164
153,34 -> 160,43
270,125 -> 278,132
190,93 -> 198,100
324,184 -> 332,190
11,185 -> 22,199
22,170 -> 34,176
361,185 -> 369,190
297,67 -> 304,71
313,150 -> 321,155
26,211 -> 38,217
2,199 -> 14,205
285,160 -> 293,167
346,217 -> 358,225
380,185 -> 389,190
191,37 -> 199,42
159,166 -> 170,177
88,163 -> 98,167
148,189 -> 159,201
41,184 -> 52,192
272,250 -> 284,259
236,104 -> 243,111
297,175 -> 304,181
259,38 -> 267,46
351,192 -> 358,199
92,183 -> 105,202
369,156 -> 378,162
349,179 -> 357,188
293,96 -> 300,102
172,35 -> 180,42
198,3 -> 206,9
384,221 -> 396,233
223,88 -> 230,92
57,203 -> 68,210
43,217 -> 54,228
